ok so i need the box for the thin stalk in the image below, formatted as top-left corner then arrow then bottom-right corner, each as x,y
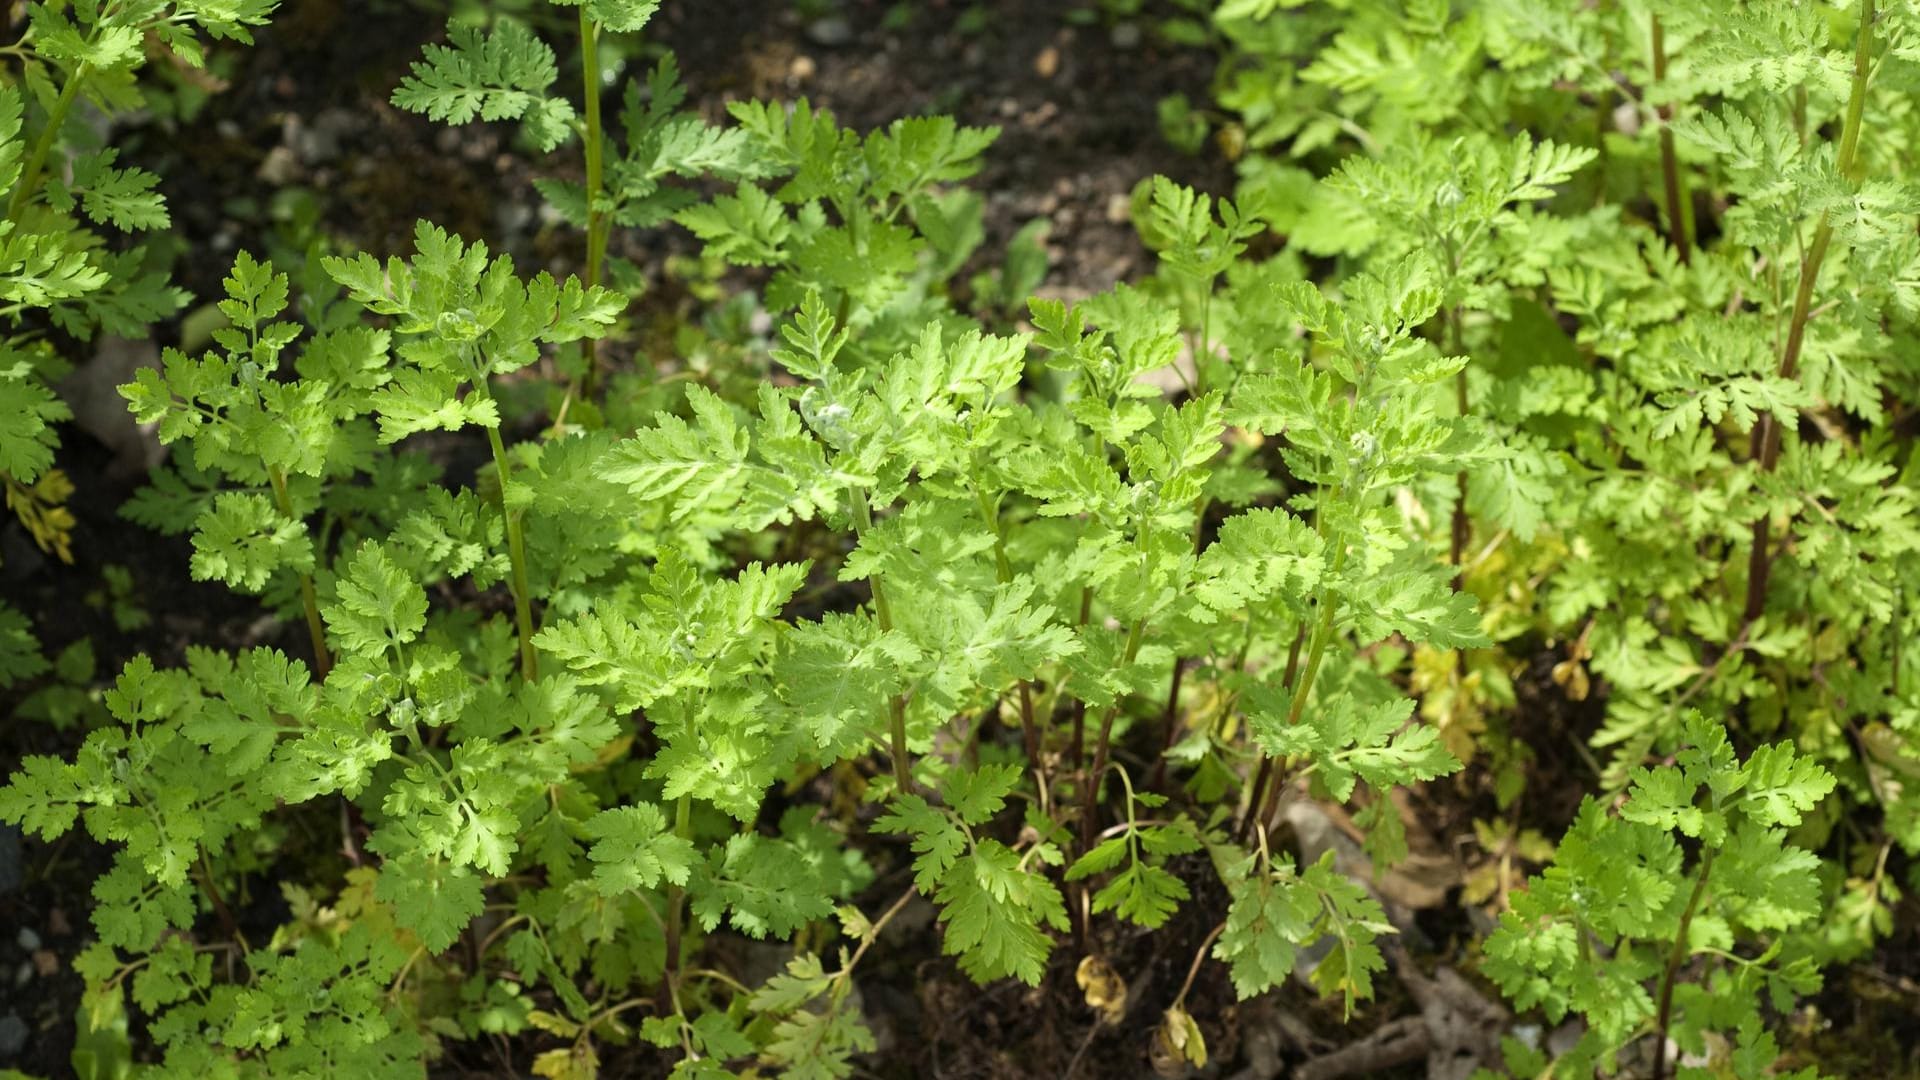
850,487 -> 912,793
973,479 -> 1041,765
1236,623 -> 1306,843
1650,847 -> 1716,1080
5,61 -> 88,225
1253,544 -> 1349,831
1651,14 -> 1692,265
661,794 -> 690,998
475,388 -> 539,680
1146,658 -> 1187,792
1446,306 -> 1470,588
1742,0 -> 1875,625
1077,617 -> 1148,937
1151,486 -> 1220,789
196,850 -> 245,951
1194,289 -> 1212,397
1068,585 -> 1094,771
267,466 -> 333,679
1079,619 -> 1148,849
576,10 -> 608,397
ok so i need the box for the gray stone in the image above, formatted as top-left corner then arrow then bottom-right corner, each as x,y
806,16 -> 854,46
0,1013 -> 27,1056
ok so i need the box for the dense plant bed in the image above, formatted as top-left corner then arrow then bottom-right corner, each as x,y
3,1 -> 1919,1078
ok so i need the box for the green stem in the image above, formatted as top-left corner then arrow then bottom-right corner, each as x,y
1194,288 -> 1212,397
5,61 -> 87,225
475,386 -> 538,681
1650,847 -> 1716,1080
1651,14 -> 1692,265
1742,0 -> 1875,625
972,478 -> 1041,766
1068,584 -> 1094,772
267,466 -> 333,679
576,11 -> 607,397
1444,305 -> 1470,586
850,487 -> 912,793
1235,622 -> 1305,843
1078,617 -> 1147,860
1079,616 -> 1148,940
1253,542 -> 1349,831
662,794 -> 690,995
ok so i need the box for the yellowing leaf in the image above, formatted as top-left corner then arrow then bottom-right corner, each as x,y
531,1042 -> 599,1080
1075,954 -> 1128,1025
1149,1004 -> 1206,1076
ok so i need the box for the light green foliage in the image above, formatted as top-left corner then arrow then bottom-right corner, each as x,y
8,1 -> 1920,1077
1483,716 -> 1834,1076
1210,846 -> 1390,1014
876,765 -> 1068,984
0,0 -> 279,578
392,20 -> 575,151
1066,789 -> 1200,929
322,221 -> 621,404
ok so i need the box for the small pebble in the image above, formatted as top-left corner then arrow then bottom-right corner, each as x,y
789,54 -> 816,82
14,927 -> 38,952
255,146 -> 300,186
1110,22 -> 1142,49
805,16 -> 854,47
31,950 -> 56,978
1034,45 -> 1060,79
1613,101 -> 1642,137
496,201 -> 534,238
0,1013 -> 26,1056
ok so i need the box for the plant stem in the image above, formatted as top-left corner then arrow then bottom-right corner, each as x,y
1078,617 -> 1147,858
1068,584 -> 1094,772
576,10 -> 607,398
1077,616 -> 1147,939
1147,658 -> 1187,792
1445,306 -> 1470,589
267,466 -> 333,679
1236,623 -> 1306,843
1651,14 -> 1692,265
973,478 -> 1042,766
1173,921 -> 1228,1009
479,408 -> 539,681
1742,0 -> 1875,625
1650,847 -> 1716,1080
5,61 -> 88,225
849,486 -> 912,793
1253,544 -> 1349,831
662,794 -> 690,997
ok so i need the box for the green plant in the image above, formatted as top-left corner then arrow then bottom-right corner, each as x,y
0,0 -> 279,677
1143,0 -> 1920,1065
391,2 -> 767,403
1482,714 -> 1835,1079
10,0 -> 1920,1076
